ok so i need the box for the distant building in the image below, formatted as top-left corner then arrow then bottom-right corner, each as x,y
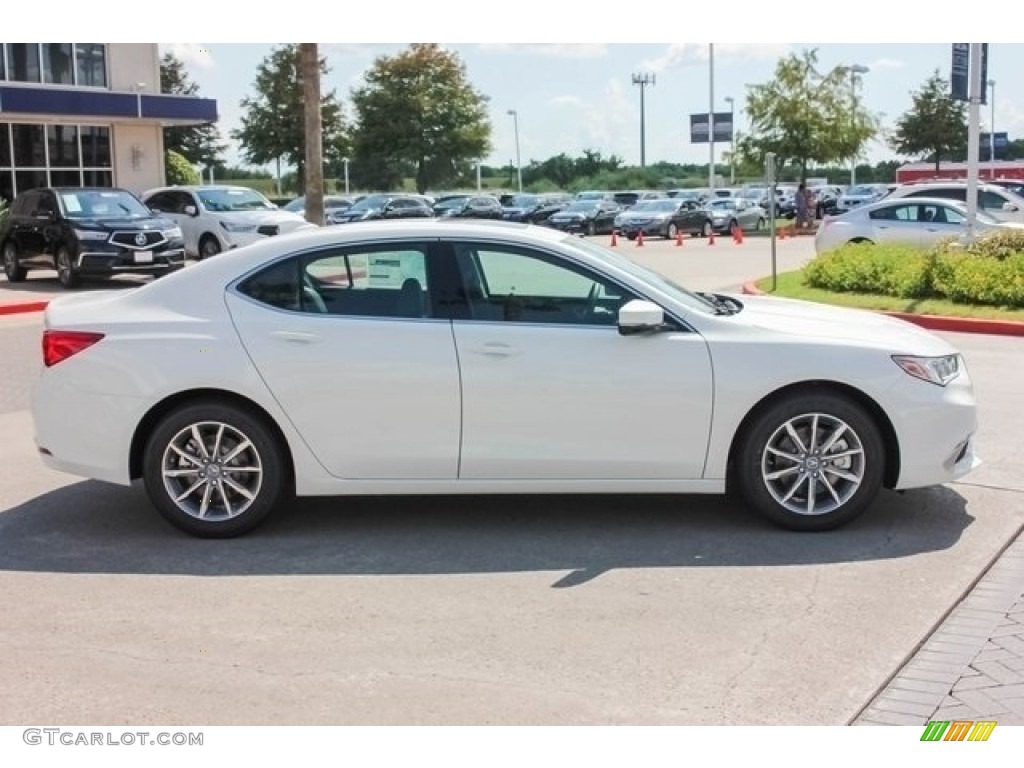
1,43 -> 217,204
895,160 -> 1024,183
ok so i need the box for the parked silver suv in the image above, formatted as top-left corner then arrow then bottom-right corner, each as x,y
886,181 -> 1024,222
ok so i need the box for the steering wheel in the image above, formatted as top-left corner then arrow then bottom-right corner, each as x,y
301,274 -> 328,314
577,282 -> 600,322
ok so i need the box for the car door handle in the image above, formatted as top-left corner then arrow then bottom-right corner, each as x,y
271,330 -> 324,344
471,342 -> 520,358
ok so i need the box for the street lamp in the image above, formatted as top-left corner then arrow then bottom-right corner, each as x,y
507,109 -> 522,194
342,157 -> 350,195
849,64 -> 869,187
724,95 -> 735,185
631,72 -> 655,167
988,79 -> 996,177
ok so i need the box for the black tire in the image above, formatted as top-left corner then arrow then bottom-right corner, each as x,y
700,220 -> 712,238
850,237 -> 874,245
142,400 -> 287,538
728,218 -> 738,234
667,222 -> 678,240
734,391 -> 885,532
3,241 -> 27,282
56,246 -> 81,289
586,220 -> 597,237
755,217 -> 766,231
198,235 -> 222,260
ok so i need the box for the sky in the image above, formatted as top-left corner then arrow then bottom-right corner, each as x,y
27,3 -> 1024,176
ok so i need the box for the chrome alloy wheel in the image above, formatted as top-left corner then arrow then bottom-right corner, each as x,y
161,421 -> 263,520
760,412 -> 865,516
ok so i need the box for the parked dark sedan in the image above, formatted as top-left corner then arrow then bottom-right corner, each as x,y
1,187 -> 185,288
330,194 -> 434,223
501,193 -> 571,224
283,194 -> 354,224
433,194 -> 503,219
614,198 -> 713,239
545,199 -> 620,235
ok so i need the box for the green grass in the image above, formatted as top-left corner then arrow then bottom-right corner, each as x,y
755,269 -> 1024,322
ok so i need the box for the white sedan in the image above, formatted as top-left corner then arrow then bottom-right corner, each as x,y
31,221 -> 979,537
815,196 -> 1023,254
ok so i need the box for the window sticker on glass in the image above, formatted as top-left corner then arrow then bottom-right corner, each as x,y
61,194 -> 82,213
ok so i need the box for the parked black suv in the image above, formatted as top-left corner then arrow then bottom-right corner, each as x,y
1,187 -> 185,288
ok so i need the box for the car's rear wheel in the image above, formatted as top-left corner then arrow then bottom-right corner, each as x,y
142,401 -> 287,538
3,241 -> 27,282
735,391 -> 885,531
56,246 -> 81,288
667,222 -> 678,240
198,235 -> 222,260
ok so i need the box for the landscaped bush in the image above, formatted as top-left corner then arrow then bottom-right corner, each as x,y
803,233 -> 1024,308
804,242 -> 933,298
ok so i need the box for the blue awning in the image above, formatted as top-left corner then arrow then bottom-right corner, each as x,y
0,85 -> 218,125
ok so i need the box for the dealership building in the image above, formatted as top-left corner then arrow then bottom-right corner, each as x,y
0,43 -> 217,205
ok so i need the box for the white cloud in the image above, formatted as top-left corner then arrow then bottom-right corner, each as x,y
478,44 -> 608,59
549,95 -> 584,107
641,43 -> 791,72
322,44 -> 375,57
869,58 -> 904,70
160,43 -> 216,70
998,100 -> 1024,133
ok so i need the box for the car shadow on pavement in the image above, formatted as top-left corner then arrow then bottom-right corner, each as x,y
0,481 -> 973,586
0,274 -> 148,296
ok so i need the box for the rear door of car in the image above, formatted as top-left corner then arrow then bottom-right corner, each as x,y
867,202 -> 925,246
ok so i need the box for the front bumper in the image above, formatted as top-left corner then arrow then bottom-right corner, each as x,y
76,245 -> 186,275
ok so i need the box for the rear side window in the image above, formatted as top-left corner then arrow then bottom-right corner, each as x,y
908,188 -> 965,201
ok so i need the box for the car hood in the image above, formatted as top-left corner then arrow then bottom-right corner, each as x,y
729,294 -> 955,355
214,210 -> 309,229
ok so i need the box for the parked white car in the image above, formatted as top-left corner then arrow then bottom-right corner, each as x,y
143,185 -> 314,259
884,181 -> 1024,223
31,220 -> 978,538
814,197 -> 1024,254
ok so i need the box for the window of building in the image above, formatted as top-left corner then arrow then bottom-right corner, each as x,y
0,44 -> 106,87
0,122 -> 112,201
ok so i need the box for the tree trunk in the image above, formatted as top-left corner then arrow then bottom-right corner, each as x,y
300,43 -> 323,225
934,154 -> 941,173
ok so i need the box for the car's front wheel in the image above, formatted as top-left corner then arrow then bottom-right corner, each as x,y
734,391 -> 885,531
667,222 -> 679,240
3,241 -> 27,282
198,235 -> 222,260
586,220 -> 597,237
142,400 -> 287,538
56,246 -> 81,288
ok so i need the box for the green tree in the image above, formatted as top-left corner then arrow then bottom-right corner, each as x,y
890,71 -> 968,173
159,52 -> 225,168
232,44 -> 348,191
736,49 -> 878,182
165,149 -> 201,185
349,44 -> 491,193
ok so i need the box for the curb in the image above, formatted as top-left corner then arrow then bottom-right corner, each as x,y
740,281 -> 1024,338
0,300 -> 49,316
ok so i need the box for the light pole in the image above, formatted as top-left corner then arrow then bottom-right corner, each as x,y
507,109 -> 522,194
342,157 -> 350,195
724,95 -> 735,185
708,43 -> 715,193
849,64 -> 869,188
631,72 -> 655,167
988,79 -> 996,177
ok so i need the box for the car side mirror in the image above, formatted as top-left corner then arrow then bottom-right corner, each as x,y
184,205 -> 198,216
1003,202 -> 1019,212
618,300 -> 666,336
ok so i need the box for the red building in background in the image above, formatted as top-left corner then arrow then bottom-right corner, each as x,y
895,160 -> 1024,183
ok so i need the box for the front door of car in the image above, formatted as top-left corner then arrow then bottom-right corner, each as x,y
447,241 -> 714,481
226,241 -> 461,480
917,203 -> 967,246
148,190 -> 201,255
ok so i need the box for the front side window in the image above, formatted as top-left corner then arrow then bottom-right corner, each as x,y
238,245 -> 433,319
979,190 -> 1009,210
869,204 -> 917,222
453,243 -> 635,326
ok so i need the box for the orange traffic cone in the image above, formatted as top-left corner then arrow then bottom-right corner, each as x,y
733,224 -> 744,244
778,225 -> 786,240
708,228 -> 715,246
675,229 -> 684,247
636,229 -> 644,247
609,229 -> 618,247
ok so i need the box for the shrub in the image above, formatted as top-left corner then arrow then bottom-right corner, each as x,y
932,252 -> 1024,308
165,150 -> 200,186
804,242 -> 933,298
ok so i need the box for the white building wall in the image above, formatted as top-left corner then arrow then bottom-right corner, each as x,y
107,44 -> 161,93
112,123 -> 165,194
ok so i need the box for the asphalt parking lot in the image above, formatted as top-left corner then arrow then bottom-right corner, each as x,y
1,236 -> 1022,725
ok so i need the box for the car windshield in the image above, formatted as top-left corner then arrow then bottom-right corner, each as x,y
564,201 -> 599,213
435,197 -> 468,211
633,200 -> 678,213
347,195 -> 390,212
847,185 -> 877,196
59,189 -> 151,219
567,236 -> 720,315
283,197 -> 305,212
576,192 -> 605,200
739,189 -> 763,198
198,188 -> 276,212
508,195 -> 538,208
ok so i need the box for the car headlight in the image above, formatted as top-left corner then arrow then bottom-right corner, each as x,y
892,354 -> 962,386
161,227 -> 183,239
220,221 -> 257,233
74,229 -> 109,241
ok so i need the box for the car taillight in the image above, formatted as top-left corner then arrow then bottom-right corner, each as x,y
42,330 -> 104,367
